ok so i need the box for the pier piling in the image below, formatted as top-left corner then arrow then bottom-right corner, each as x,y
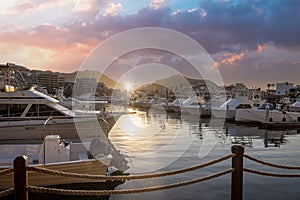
231,145 -> 244,200
14,156 -> 28,200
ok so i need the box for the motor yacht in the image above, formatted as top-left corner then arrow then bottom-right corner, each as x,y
0,86 -> 119,142
212,91 -> 265,120
235,103 -> 300,124
0,135 -> 112,189
181,96 -> 211,117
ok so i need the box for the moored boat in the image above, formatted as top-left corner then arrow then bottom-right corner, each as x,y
235,103 -> 300,125
289,99 -> 300,112
181,96 -> 211,117
0,135 -> 112,189
212,95 -> 265,120
0,86 -> 119,141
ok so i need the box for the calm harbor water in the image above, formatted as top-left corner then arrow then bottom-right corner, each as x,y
108,108 -> 300,200
2,107 -> 300,200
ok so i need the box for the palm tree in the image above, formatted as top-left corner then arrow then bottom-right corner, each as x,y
271,84 -> 275,90
267,83 -> 271,94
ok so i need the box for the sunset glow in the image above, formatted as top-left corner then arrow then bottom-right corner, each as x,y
124,82 -> 133,91
0,0 -> 299,87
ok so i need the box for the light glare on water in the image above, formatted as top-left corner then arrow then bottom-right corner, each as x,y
109,108 -> 300,200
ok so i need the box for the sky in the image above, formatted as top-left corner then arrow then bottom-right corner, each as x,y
0,0 -> 300,88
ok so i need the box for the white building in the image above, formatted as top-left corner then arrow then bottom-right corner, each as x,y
276,82 -> 293,95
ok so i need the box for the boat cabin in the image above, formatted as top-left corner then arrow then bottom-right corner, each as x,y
0,88 -> 72,119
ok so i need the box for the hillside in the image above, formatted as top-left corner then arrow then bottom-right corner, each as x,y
59,70 -> 116,88
155,74 -> 219,88
134,75 -> 220,93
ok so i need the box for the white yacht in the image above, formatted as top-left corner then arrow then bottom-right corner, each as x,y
0,135 -> 112,189
212,95 -> 265,120
289,99 -> 300,112
0,86 -> 119,141
166,98 -> 183,113
235,103 -> 300,124
181,96 -> 211,116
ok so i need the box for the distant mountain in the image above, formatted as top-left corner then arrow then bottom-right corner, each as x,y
155,74 -> 219,88
134,75 -> 220,93
3,63 -> 220,90
59,70 -> 117,88
0,63 -> 117,88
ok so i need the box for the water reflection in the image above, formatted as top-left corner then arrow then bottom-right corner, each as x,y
111,109 -> 197,173
110,108 -> 300,165
109,108 -> 300,200
223,123 -> 298,149
181,113 -> 298,149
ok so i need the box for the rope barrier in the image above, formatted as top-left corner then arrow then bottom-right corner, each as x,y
27,153 -> 235,181
0,188 -> 14,197
244,168 -> 300,178
244,154 -> 300,170
0,168 -> 14,176
27,168 -> 233,196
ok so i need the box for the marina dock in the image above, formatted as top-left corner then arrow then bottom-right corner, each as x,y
1,146 -> 300,200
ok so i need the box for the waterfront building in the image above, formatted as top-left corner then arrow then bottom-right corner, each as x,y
28,70 -> 65,93
276,82 -> 293,96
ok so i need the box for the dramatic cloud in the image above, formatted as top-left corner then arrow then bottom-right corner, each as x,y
73,0 -> 108,16
0,0 -> 299,86
103,2 -> 123,16
219,53 -> 245,66
215,43 -> 300,87
150,0 -> 167,10
257,44 -> 264,53
2,0 -> 68,14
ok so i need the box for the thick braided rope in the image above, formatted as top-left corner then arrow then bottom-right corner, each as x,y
27,168 -> 233,196
244,168 -> 300,177
0,188 -> 14,197
244,154 -> 300,170
28,153 -> 234,181
0,168 -> 14,176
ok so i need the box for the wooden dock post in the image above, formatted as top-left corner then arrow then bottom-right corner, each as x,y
231,145 -> 244,200
14,156 -> 28,200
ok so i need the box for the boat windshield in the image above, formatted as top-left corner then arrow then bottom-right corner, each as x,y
0,103 -> 65,118
26,104 -> 65,117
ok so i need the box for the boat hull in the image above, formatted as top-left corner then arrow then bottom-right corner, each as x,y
0,115 -> 118,142
212,108 -> 236,120
0,159 -> 110,190
181,106 -> 211,117
235,109 -> 300,124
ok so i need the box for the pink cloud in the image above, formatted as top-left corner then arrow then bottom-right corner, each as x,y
257,43 -> 264,53
73,0 -> 108,16
214,61 -> 220,67
150,0 -> 167,10
221,53 -> 245,65
4,0 -> 69,14
104,2 -> 123,16
0,23 -> 100,51
0,22 -> 101,72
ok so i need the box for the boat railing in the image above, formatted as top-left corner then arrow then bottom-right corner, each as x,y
1,110 -> 60,118
40,113 -> 111,135
0,109 -> 103,120
43,116 -> 53,164
96,115 -> 110,135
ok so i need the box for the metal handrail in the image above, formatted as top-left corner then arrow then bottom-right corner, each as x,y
43,116 -> 53,165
